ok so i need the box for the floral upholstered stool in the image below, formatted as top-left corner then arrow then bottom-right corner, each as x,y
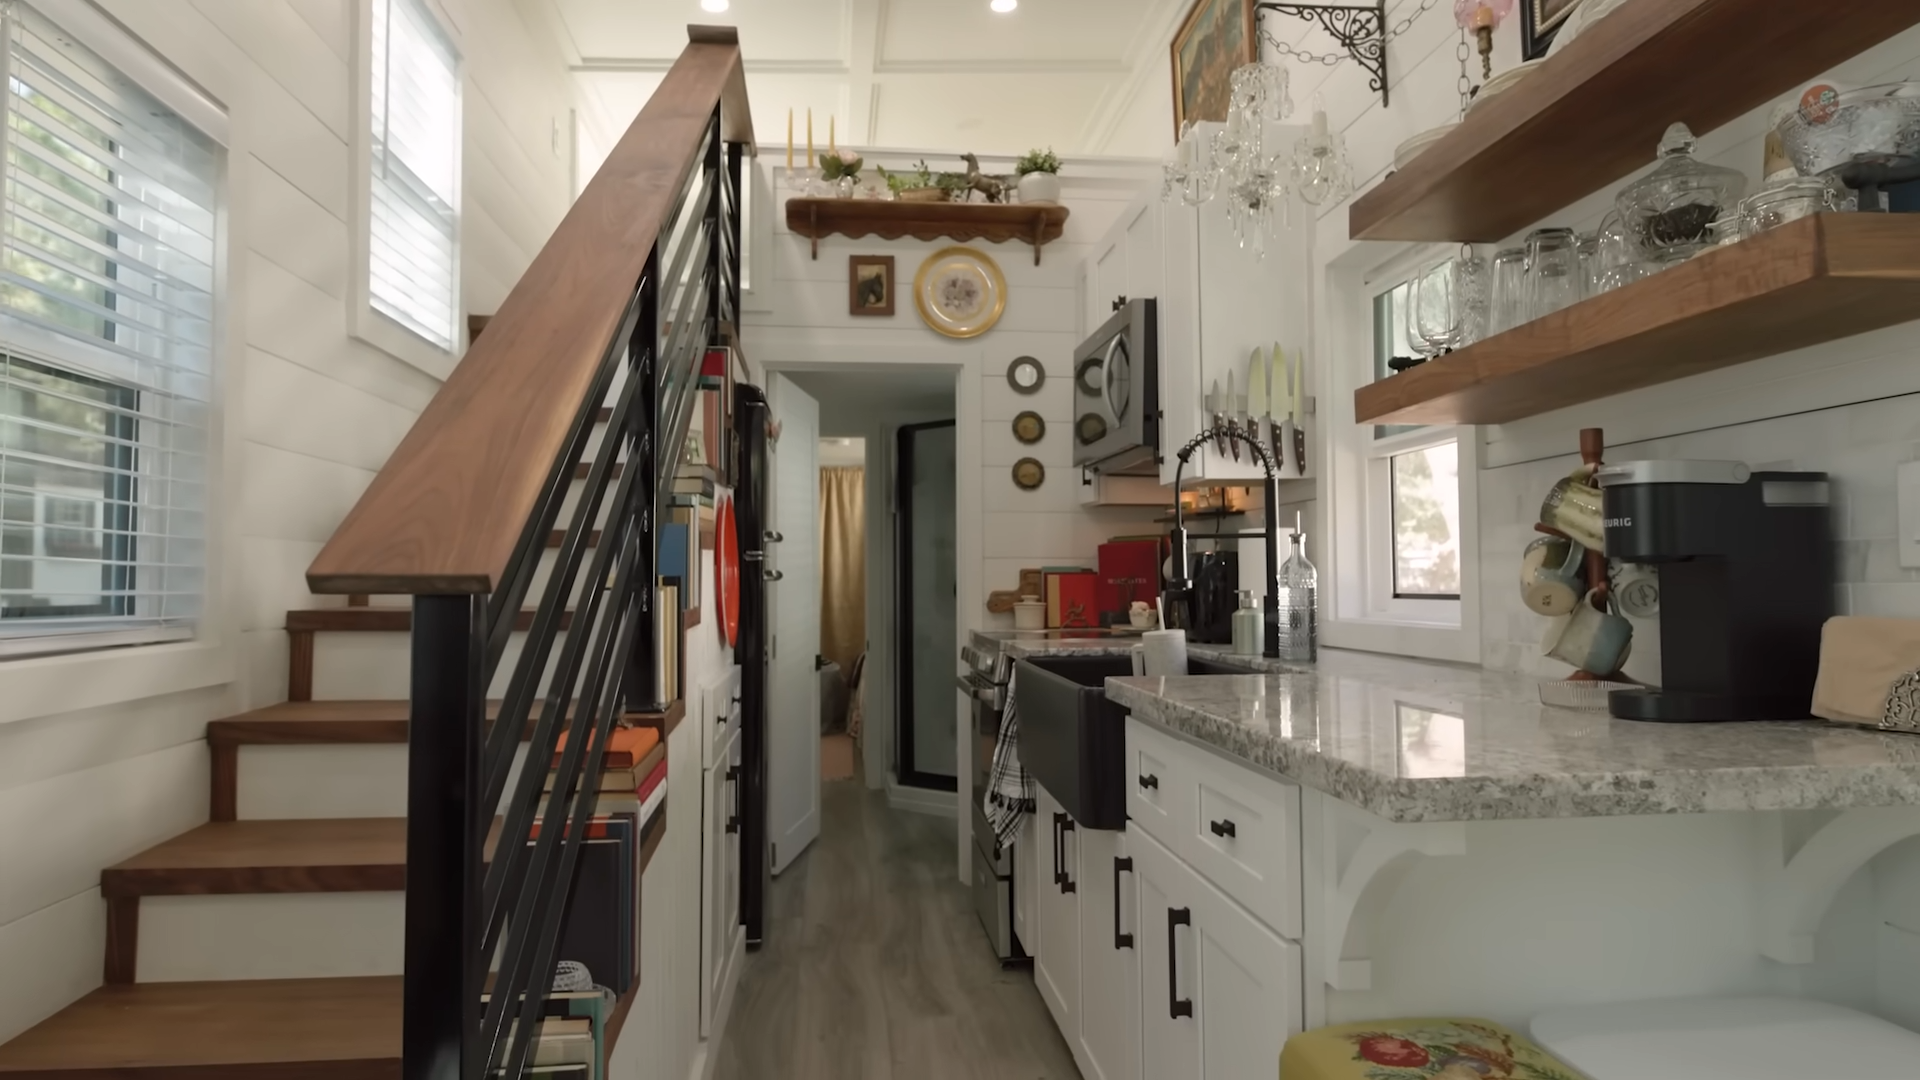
1280,1017 -> 1583,1080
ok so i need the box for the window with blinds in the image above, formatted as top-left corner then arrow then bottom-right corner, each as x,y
0,2 -> 221,656
369,0 -> 459,352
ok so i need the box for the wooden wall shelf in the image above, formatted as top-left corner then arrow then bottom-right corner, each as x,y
1354,214 -> 1920,426
786,198 -> 1070,264
1349,0 -> 1920,242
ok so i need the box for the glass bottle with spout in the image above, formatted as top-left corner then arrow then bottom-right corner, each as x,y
1277,513 -> 1317,662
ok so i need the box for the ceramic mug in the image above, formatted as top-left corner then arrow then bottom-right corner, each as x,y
1540,473 -> 1607,553
1613,563 -> 1661,619
1128,601 -> 1157,629
1519,535 -> 1588,616
1543,590 -> 1633,676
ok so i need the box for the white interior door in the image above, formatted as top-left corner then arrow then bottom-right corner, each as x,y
767,373 -> 821,874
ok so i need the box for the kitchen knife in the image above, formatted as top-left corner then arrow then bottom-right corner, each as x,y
1291,346 -> 1308,476
1247,346 -> 1268,468
1209,377 -> 1226,457
1226,368 -> 1242,461
1272,345 -> 1292,475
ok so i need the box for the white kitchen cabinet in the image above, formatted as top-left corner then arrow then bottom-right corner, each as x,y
1091,231 -> 1128,335
1033,784 -> 1081,1037
1015,806 -> 1038,955
700,723 -> 744,1037
1132,824 -> 1302,1079
1077,826 -> 1141,1080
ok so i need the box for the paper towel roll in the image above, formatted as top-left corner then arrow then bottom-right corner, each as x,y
1141,629 -> 1188,677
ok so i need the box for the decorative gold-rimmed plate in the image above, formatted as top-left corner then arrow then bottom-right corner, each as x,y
914,246 -> 1006,339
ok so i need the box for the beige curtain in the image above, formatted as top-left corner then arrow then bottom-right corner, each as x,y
819,467 -> 867,681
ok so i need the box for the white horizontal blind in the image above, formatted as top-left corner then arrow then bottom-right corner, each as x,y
0,2 -> 219,654
369,0 -> 458,351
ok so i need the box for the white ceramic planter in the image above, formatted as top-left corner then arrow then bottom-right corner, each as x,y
1017,171 -> 1061,205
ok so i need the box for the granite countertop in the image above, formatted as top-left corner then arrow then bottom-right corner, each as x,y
970,628 -> 1294,671
1085,649 -> 1920,823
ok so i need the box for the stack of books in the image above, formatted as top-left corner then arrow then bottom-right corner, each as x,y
479,989 -> 611,1078
531,725 -> 668,1002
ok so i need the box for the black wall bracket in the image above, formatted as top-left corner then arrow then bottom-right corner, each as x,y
1256,1 -> 1390,107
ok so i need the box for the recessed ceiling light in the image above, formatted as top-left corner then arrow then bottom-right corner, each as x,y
991,0 -> 1017,11
701,0 -> 729,11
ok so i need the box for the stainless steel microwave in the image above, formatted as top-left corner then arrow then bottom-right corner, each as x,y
1071,298 -> 1159,475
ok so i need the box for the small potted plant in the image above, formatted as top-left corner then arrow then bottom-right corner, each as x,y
880,159 -> 948,203
1014,147 -> 1063,205
820,151 -> 863,198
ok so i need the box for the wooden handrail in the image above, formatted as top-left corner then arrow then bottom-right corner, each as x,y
307,27 -> 754,596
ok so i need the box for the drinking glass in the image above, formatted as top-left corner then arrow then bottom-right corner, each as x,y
1576,231 -> 1601,300
1594,211 -> 1650,294
1523,227 -> 1581,320
1487,246 -> 1526,335
1410,261 -> 1463,356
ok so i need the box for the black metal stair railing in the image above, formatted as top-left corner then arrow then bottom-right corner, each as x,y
401,101 -> 744,1080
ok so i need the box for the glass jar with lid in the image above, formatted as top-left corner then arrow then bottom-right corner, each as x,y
1739,174 -> 1848,235
1615,122 -> 1749,264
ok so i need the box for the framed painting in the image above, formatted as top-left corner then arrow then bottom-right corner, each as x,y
848,255 -> 895,317
1521,0 -> 1582,60
1170,0 -> 1256,134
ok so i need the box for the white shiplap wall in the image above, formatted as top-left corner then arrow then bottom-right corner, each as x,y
0,0 -> 575,1046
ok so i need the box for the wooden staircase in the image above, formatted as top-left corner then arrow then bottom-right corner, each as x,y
0,442 -> 678,1080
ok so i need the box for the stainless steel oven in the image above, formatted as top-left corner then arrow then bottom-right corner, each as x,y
960,645 -> 1024,964
1072,297 -> 1159,476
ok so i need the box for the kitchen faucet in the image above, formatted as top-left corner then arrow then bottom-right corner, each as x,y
1165,424 -> 1282,660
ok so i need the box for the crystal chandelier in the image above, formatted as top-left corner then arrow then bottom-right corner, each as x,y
1161,62 -> 1356,256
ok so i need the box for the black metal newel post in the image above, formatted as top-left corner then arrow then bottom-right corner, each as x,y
402,594 -> 485,1080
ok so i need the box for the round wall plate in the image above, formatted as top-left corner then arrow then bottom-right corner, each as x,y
1011,458 -> 1045,490
1007,355 -> 1044,394
914,246 -> 1006,339
1012,411 -> 1045,444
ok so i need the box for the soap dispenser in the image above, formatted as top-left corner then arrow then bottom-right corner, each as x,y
1232,590 -> 1263,657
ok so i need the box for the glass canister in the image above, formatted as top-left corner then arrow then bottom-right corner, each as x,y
1523,227 -> 1581,320
1487,246 -> 1527,335
1615,122 -> 1749,264
1739,174 -> 1847,235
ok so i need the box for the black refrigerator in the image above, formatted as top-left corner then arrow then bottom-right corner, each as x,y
732,382 -> 771,948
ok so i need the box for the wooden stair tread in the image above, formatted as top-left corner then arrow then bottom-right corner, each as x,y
286,607 -> 571,632
208,700 -> 665,746
0,976 -> 402,1077
102,819 -> 418,897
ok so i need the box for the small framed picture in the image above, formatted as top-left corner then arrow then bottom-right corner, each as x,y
849,255 -> 895,317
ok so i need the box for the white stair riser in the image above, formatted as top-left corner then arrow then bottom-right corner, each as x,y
137,892 -> 403,982
312,630 -> 595,700
238,744 -> 528,820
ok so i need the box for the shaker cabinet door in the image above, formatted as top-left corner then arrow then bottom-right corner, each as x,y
1032,785 -> 1081,1039
1078,826 -> 1140,1080
1121,196 -> 1163,306
1133,825 -> 1202,1080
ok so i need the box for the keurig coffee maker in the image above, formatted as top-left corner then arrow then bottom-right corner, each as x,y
1595,460 -> 1832,722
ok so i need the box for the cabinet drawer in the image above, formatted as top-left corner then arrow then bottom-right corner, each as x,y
1125,717 -> 1301,941
1126,720 -> 1188,849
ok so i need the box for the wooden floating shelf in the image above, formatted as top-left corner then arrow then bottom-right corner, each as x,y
1354,214 -> 1920,426
1349,0 -> 1920,242
786,198 -> 1070,265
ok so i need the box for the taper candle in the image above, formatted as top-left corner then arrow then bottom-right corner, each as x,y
806,109 -> 814,168
830,115 -> 836,156
786,108 -> 794,169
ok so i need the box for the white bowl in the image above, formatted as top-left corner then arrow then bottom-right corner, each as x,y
1470,60 -> 1548,113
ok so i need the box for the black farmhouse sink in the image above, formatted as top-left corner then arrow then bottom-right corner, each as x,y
1016,653 -> 1257,830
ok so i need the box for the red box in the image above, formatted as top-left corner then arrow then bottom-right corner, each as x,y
1096,540 -> 1162,625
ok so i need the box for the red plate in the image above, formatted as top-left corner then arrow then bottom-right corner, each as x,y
715,495 -> 740,647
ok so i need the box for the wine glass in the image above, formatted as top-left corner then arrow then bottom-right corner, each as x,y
1411,261 -> 1464,357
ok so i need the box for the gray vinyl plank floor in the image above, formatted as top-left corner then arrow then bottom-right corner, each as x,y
712,767 -> 1081,1080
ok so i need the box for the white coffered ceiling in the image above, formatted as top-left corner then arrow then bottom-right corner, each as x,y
550,0 -> 1183,157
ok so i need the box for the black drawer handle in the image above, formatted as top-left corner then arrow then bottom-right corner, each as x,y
1113,857 -> 1134,950
725,765 -> 742,834
1059,817 -> 1077,894
1167,906 -> 1193,1019
1209,818 -> 1237,840
1138,773 -> 1160,791
1051,813 -> 1065,887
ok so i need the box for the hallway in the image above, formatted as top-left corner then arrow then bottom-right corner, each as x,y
713,773 -> 1079,1079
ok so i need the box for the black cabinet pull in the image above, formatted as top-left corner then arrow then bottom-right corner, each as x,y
1167,906 -> 1194,1019
1051,813 -> 1063,886
1209,818 -> 1237,839
1113,857 -> 1134,950
1059,818 -> 1077,894
1138,773 -> 1160,791
725,764 -> 742,834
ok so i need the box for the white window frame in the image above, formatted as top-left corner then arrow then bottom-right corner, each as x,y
1316,237 -> 1481,664
0,0 -> 231,668
349,0 -> 463,379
